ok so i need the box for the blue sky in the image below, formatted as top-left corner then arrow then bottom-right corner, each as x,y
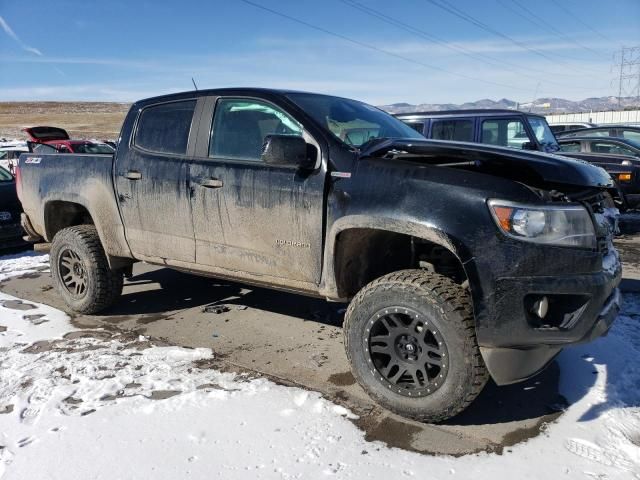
0,0 -> 638,104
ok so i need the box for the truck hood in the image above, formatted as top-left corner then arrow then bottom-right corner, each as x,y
22,126 -> 70,142
359,138 -> 614,189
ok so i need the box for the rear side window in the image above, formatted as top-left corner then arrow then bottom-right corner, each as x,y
431,119 -> 473,142
135,100 -> 196,155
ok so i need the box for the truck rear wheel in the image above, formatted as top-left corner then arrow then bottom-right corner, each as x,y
50,225 -> 123,314
343,269 -> 488,422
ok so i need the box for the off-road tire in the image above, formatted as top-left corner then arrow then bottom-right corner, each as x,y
50,225 -> 123,314
344,269 -> 489,422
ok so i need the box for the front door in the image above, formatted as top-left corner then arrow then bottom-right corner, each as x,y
115,98 -> 199,263
188,97 -> 326,284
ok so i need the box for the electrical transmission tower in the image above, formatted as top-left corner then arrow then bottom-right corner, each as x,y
615,46 -> 640,107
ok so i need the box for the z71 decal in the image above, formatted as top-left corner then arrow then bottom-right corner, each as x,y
24,157 -> 42,164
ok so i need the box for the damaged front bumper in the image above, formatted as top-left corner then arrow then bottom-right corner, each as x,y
478,249 -> 622,385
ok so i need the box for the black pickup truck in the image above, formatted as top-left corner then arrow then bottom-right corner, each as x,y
17,89 -> 621,422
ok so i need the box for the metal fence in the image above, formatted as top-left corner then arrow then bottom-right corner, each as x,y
545,110 -> 640,125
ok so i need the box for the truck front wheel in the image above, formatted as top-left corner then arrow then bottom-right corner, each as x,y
50,225 -> 123,314
343,269 -> 489,422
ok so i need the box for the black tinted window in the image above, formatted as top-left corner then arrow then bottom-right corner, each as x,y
406,122 -> 425,134
135,100 -> 196,155
431,120 -> 473,142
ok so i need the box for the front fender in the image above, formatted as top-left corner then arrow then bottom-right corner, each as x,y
318,214 -> 475,300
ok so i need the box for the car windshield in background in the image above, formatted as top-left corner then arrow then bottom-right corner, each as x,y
0,167 -> 13,181
286,93 -> 424,147
74,143 -> 114,154
527,116 -> 559,153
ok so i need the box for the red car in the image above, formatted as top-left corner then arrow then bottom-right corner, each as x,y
22,126 -> 114,154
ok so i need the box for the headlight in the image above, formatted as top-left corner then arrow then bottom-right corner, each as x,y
488,199 -> 596,249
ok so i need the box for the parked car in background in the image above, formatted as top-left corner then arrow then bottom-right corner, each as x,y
558,136 -> 640,210
557,125 -> 640,143
395,109 -> 561,153
17,88 -> 621,422
394,109 -> 637,209
0,146 -> 29,174
0,165 -> 26,249
548,122 -> 597,135
22,126 -> 115,154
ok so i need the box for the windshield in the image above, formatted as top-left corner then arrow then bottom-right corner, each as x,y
527,116 -> 559,153
73,143 -> 114,154
286,93 -> 425,147
0,166 -> 12,182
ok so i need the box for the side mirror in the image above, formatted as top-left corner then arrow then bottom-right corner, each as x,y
521,141 -> 538,151
261,135 -> 315,169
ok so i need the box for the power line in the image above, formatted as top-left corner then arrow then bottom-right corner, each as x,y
237,0 -> 531,91
422,0 -> 590,67
498,0 -> 603,58
340,0 -> 601,85
548,0 -> 613,42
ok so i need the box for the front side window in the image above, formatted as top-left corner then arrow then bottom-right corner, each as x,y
481,118 -> 530,149
621,129 -> 640,143
135,100 -> 196,155
209,98 -> 302,161
285,93 -> 424,147
559,141 -> 582,152
431,119 -> 473,142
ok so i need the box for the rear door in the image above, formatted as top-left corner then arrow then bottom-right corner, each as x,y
188,96 -> 326,284
114,98 -> 201,263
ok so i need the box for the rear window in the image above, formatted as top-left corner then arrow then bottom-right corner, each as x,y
431,119 -> 473,142
134,100 -> 196,155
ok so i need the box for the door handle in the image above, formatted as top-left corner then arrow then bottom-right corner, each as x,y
198,178 -> 223,188
124,170 -> 142,180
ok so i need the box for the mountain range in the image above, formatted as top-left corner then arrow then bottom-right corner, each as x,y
380,96 -> 640,114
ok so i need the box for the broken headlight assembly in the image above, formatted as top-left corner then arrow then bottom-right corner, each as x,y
488,199 -> 596,249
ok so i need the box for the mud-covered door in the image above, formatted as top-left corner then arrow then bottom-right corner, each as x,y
189,96 -> 325,284
114,98 -> 201,262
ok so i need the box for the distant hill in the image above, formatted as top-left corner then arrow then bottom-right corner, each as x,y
381,96 -> 640,114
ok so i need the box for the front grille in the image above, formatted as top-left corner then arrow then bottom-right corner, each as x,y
579,191 -> 617,255
565,190 -> 617,255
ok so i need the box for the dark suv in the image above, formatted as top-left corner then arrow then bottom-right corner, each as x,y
395,109 -> 561,153
395,109 -> 640,209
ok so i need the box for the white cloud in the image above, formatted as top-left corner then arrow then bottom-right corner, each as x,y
0,15 -> 43,56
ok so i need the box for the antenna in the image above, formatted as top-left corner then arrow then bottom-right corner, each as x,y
191,77 -> 198,91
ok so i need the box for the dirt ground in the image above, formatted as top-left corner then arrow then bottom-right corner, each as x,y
2,219 -> 639,456
0,102 -> 129,140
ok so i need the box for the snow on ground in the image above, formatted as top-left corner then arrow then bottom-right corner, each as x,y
0,252 -> 639,479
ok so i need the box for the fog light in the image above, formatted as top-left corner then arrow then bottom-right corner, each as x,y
532,296 -> 549,318
618,173 -> 632,182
